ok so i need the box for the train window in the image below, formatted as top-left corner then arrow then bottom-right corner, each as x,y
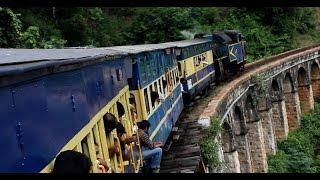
129,94 -> 137,123
81,138 -> 90,159
175,69 -> 179,84
173,71 -> 176,86
154,81 -> 158,93
158,79 -> 163,94
116,69 -> 123,81
144,88 -> 150,114
150,91 -> 160,107
103,113 -> 118,134
170,71 -> 174,87
178,62 -> 182,77
162,77 -> 167,90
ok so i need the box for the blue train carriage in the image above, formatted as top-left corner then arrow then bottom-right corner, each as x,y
207,30 -> 247,80
0,48 -> 143,173
162,39 -> 215,104
107,44 -> 184,145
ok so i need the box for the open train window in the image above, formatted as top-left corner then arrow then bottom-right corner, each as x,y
172,71 -> 176,87
158,79 -> 162,94
116,69 -> 123,81
81,138 -> 90,159
144,88 -> 150,114
175,68 -> 180,84
178,62 -> 182,77
129,93 -> 137,123
154,81 -> 158,93
150,91 -> 160,108
162,77 -> 167,91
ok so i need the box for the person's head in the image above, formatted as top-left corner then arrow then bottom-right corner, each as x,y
103,113 -> 118,134
52,150 -> 92,174
137,120 -> 151,133
116,123 -> 127,142
116,102 -> 125,118
129,94 -> 136,105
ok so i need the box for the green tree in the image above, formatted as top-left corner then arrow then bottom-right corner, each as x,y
0,7 -> 22,48
124,8 -> 193,44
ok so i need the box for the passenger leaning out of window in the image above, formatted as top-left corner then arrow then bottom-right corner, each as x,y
136,120 -> 163,173
52,150 -> 92,174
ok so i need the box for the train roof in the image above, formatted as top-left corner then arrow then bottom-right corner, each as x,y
161,38 -> 212,48
0,48 -> 127,65
106,43 -> 176,54
0,48 -> 128,76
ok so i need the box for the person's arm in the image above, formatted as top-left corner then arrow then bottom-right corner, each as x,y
139,130 -> 155,149
124,135 -> 137,145
108,142 -> 120,156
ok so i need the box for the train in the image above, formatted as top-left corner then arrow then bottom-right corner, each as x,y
0,30 -> 246,173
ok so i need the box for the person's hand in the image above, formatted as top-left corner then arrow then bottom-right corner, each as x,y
97,158 -> 109,171
109,143 -> 120,156
124,136 -> 136,144
154,142 -> 164,148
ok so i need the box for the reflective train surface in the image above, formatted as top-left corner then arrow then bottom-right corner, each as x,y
0,30 -> 246,173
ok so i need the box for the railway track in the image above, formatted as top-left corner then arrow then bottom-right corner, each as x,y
160,84 -> 226,173
159,44 -> 320,173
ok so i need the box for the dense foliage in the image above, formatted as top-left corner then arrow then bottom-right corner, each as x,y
199,118 -> 223,172
268,103 -> 320,173
1,7 -> 319,61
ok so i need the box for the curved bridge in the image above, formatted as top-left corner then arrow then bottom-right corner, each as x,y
198,44 -> 320,173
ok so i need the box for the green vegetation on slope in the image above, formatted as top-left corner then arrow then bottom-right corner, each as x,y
1,7 -> 320,62
268,103 -> 320,173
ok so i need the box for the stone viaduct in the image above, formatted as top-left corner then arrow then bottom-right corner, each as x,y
198,45 -> 320,173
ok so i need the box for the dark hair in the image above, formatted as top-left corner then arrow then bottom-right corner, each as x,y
137,120 -> 151,130
116,102 -> 125,118
116,123 -> 126,136
150,91 -> 159,106
52,150 -> 92,174
103,113 -> 118,134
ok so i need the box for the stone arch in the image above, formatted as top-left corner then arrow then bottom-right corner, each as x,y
233,105 -> 252,173
311,62 -> 320,101
222,122 -> 235,153
221,121 -> 241,173
270,78 -> 288,140
298,67 -> 314,113
234,106 -> 247,135
244,95 -> 256,123
244,94 -> 267,173
283,72 -> 301,131
272,79 -> 280,91
255,85 -> 276,155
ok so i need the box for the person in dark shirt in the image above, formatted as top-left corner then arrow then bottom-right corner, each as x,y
52,150 -> 92,174
137,120 -> 163,173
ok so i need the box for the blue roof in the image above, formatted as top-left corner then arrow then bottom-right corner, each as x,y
0,48 -> 128,76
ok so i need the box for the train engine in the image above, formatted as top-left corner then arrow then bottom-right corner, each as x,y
197,30 -> 247,82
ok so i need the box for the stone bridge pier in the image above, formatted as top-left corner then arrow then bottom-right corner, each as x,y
199,45 -> 320,173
